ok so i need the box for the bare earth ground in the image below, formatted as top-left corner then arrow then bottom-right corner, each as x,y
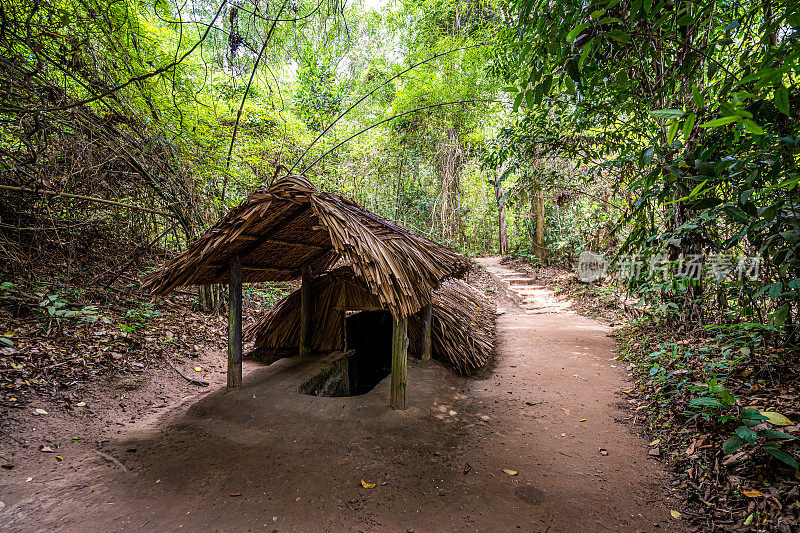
0,258 -> 681,532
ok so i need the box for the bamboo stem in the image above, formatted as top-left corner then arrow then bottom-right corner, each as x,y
227,256 -> 243,390
390,316 -> 408,410
0,185 -> 177,219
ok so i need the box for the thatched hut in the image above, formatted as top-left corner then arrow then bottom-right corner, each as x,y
142,175 -> 469,409
247,267 -> 495,377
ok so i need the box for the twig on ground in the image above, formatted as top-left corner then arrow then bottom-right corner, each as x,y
0,427 -> 24,445
163,357 -> 209,387
95,450 -> 128,472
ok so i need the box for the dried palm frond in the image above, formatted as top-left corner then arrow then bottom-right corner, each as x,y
409,279 -> 496,375
143,175 -> 468,318
247,268 -> 495,375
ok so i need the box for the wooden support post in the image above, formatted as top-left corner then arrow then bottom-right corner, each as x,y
300,264 -> 313,357
390,315 -> 408,410
421,304 -> 432,361
227,256 -> 243,390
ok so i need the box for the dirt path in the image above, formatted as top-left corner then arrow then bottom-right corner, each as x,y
0,258 -> 680,532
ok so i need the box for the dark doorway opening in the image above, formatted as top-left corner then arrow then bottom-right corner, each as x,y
299,310 -> 393,397
346,310 -> 392,395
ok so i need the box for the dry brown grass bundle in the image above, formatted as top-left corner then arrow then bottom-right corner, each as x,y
143,175 -> 468,319
246,266 -> 382,355
409,279 -> 496,375
247,267 -> 496,375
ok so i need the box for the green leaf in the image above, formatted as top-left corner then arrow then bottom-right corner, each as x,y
578,39 -> 595,68
771,305 -> 790,327
765,446 -> 799,469
688,180 -> 708,198
720,389 -> 737,406
667,120 -> 679,145
590,9 -> 605,19
566,23 -> 590,43
758,429 -> 796,440
690,397 -> 725,408
724,205 -> 749,223
565,76 -> 576,95
500,86 -> 518,93
699,116 -> 739,128
566,60 -> 580,82
723,435 -> 746,454
686,197 -> 722,210
606,29 -> 630,43
638,146 -> 655,167
742,119 -> 764,135
682,113 -> 696,139
692,86 -> 703,107
735,425 -> 759,445
0,337 -> 13,346
741,409 -> 768,420
774,86 -> 790,115
768,283 -> 783,300
650,109 -> 683,120
513,91 -> 524,112
737,68 -> 777,85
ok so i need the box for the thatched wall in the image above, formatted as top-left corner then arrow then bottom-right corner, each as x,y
143,175 -> 468,318
408,279 -> 495,375
247,267 -> 381,354
247,268 -> 496,375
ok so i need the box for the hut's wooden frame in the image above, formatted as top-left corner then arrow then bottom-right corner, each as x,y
142,175 -> 468,409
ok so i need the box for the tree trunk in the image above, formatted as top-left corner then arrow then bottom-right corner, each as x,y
534,177 -> 546,262
390,316 -> 408,410
494,176 -> 508,256
436,127 -> 464,244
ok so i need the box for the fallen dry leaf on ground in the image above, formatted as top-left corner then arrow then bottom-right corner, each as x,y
760,411 -> 794,426
741,488 -> 764,498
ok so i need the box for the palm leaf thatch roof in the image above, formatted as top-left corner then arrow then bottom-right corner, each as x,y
142,175 -> 468,318
247,267 -> 495,375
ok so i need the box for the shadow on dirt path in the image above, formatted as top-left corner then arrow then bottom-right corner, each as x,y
0,258 -> 680,532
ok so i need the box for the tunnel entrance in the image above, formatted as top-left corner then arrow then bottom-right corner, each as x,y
299,310 -> 393,397
346,310 -> 393,395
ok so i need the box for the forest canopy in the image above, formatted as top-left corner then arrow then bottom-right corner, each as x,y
1,0 -> 798,338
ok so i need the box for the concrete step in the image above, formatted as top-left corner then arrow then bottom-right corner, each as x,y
513,287 -> 549,294
496,271 -> 528,278
502,278 -> 538,285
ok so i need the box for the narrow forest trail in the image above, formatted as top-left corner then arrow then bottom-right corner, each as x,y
1,259 -> 681,532
467,256 -> 681,530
